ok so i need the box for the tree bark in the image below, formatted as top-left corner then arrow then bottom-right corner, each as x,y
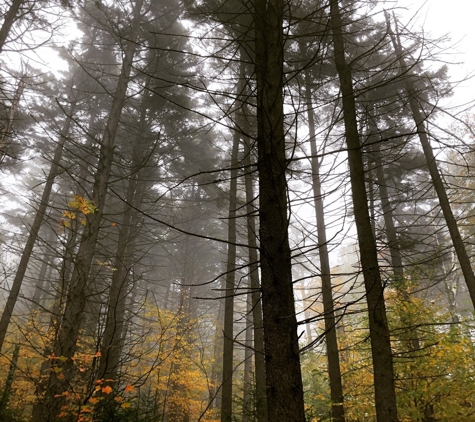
31,228 -> 55,312
220,116 -> 240,422
33,6 -> 141,417
0,99 -> 76,353
240,56 -> 268,422
386,13 -> 475,311
0,73 -> 25,162
0,343 -> 20,418
254,0 -> 306,419
304,66 -> 346,422
329,2 -> 399,421
0,0 -> 24,54
368,107 -> 420,351
97,90 -> 149,381
241,284 -> 253,422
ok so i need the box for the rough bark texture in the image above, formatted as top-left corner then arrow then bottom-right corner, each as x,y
386,14 -> 475,311
220,116 -> 239,422
329,2 -> 399,421
254,0 -> 306,419
304,68 -> 345,422
0,99 -> 76,353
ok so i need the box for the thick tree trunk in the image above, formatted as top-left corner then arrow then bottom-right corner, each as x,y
329,2 -> 399,421
221,119 -> 239,422
0,0 -> 24,54
304,68 -> 345,422
386,14 -> 475,311
254,0 -> 306,419
0,99 -> 76,353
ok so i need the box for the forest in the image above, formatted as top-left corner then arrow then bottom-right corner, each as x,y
0,0 -> 474,421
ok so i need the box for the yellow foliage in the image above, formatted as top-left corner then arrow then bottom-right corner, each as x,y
68,194 -> 96,215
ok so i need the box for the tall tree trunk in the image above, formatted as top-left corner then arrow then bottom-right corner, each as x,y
33,5 -> 141,417
0,73 -> 25,162
167,220 -> 197,422
386,12 -> 475,311
368,107 -> 420,351
31,228 -> 55,312
96,95 -> 149,411
240,58 -> 268,422
209,295 -> 224,410
241,286 -> 253,422
0,99 -> 76,353
329,2 -> 399,421
220,98 -> 240,422
96,174 -> 143,416
304,67 -> 346,422
254,0 -> 306,418
366,108 -> 404,284
0,343 -> 20,418
0,0 -> 24,54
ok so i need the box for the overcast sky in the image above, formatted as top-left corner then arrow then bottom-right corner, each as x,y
395,0 -> 475,108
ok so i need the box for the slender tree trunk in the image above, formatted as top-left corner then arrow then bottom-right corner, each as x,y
0,343 -> 20,418
241,287 -> 253,422
167,225 -> 197,422
243,127 -> 268,422
220,100 -> 240,422
304,67 -> 346,422
368,108 -> 420,351
209,296 -> 224,410
97,93 -> 149,386
366,109 -> 404,284
240,60 -> 268,422
49,109 -> 98,329
0,99 -> 76,353
96,176 -> 143,417
329,2 -> 399,421
254,0 -> 306,418
31,228 -> 55,312
0,74 -> 25,162
386,13 -> 475,311
33,7 -> 141,417
0,0 -> 24,54
98,176 -> 142,372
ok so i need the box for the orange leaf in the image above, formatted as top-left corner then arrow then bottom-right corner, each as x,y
125,384 -> 134,393
102,386 -> 113,395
